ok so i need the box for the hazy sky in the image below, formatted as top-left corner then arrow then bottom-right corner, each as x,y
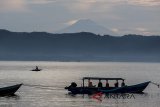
0,0 -> 160,35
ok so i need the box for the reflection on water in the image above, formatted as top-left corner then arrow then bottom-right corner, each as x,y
0,61 -> 160,107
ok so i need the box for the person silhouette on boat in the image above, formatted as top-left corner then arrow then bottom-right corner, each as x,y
106,80 -> 109,88
88,79 -> 93,87
35,66 -> 39,70
121,80 -> 125,87
98,79 -> 103,87
70,82 -> 77,87
114,80 -> 119,87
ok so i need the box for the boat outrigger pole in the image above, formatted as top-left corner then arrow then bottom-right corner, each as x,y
151,81 -> 160,88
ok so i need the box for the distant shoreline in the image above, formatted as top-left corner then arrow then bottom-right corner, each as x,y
0,59 -> 160,63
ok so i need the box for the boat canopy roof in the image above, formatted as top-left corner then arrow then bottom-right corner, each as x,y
83,77 -> 125,80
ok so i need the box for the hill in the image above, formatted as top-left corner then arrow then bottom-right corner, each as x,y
0,29 -> 160,62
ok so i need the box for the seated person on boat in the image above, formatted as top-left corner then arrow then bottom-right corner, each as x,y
106,80 -> 109,88
98,79 -> 103,87
114,80 -> 119,87
121,80 -> 125,87
88,79 -> 93,87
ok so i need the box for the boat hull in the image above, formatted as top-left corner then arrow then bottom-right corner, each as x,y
65,81 -> 150,94
100,81 -> 150,94
31,69 -> 41,71
0,84 -> 22,96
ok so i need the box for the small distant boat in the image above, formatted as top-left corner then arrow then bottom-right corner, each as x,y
0,84 -> 22,96
31,66 -> 42,71
65,77 -> 150,94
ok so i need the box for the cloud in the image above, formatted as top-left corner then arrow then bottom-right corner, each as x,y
2,0 -> 159,13
62,0 -> 160,16
66,0 -> 97,12
0,0 -> 56,12
119,27 -> 156,35
136,28 -> 147,32
27,0 -> 57,5
0,0 -> 28,12
135,27 -> 154,35
111,28 -> 119,33
66,0 -> 160,12
127,0 -> 160,6
65,19 -> 79,25
111,27 -> 157,35
68,0 -> 160,8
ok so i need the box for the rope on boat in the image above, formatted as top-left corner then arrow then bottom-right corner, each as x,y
23,84 -> 64,90
150,81 -> 160,88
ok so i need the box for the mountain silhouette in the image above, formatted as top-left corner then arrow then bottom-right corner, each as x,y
0,29 -> 160,61
56,19 -> 117,35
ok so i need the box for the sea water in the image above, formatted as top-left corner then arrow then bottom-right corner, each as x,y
0,61 -> 160,107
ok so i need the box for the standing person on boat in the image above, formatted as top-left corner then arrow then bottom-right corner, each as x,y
121,80 -> 125,87
106,80 -> 109,88
114,80 -> 119,87
98,79 -> 103,87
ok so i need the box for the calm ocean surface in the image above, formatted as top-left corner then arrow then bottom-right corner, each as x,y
0,61 -> 160,107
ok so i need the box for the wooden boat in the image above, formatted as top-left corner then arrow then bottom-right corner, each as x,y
0,84 -> 22,96
65,77 -> 150,94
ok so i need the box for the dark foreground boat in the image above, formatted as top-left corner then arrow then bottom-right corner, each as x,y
65,77 -> 150,94
0,84 -> 22,96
